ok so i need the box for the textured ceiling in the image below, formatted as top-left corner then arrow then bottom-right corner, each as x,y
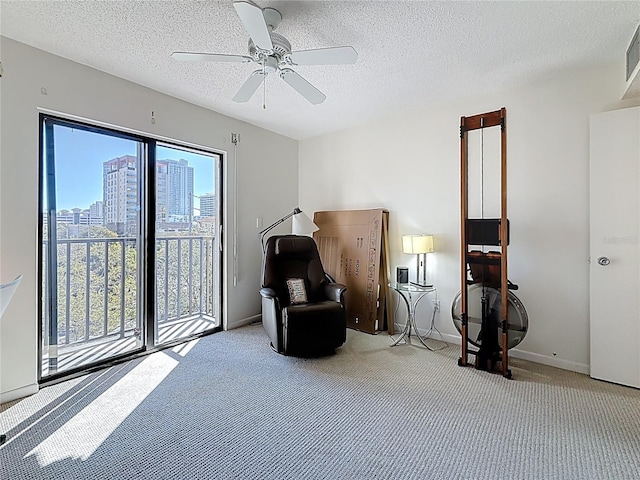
1,1 -> 638,140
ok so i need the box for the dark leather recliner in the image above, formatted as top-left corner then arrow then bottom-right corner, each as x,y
260,235 -> 347,356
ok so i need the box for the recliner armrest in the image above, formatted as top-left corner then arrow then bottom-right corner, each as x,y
260,287 -> 277,299
324,283 -> 347,303
260,287 -> 282,309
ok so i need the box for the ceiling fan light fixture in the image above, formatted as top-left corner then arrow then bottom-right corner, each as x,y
263,56 -> 278,74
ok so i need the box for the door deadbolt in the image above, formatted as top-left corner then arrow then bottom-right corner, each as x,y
597,256 -> 611,266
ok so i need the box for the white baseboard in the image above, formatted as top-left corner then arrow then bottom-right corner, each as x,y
1,383 -> 39,404
227,314 -> 261,330
508,349 -> 589,375
393,323 -> 589,375
393,322 -> 458,345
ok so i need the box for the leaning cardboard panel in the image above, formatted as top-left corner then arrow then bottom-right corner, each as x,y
313,209 -> 391,334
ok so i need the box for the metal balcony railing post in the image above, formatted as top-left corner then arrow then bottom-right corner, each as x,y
177,239 -> 182,320
104,240 -> 109,336
199,237 -> 204,316
207,238 -> 212,315
120,239 -> 125,338
211,236 -> 215,316
85,241 -> 90,341
188,237 -> 193,316
154,240 -> 158,328
164,238 -> 169,324
65,241 -> 71,345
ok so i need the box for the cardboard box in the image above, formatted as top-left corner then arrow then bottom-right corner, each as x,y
313,209 -> 391,334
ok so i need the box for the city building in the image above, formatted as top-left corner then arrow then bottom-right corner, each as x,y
156,159 -> 194,230
102,156 -> 195,233
199,193 -> 215,217
102,155 -> 138,235
89,201 -> 104,225
56,206 -> 102,226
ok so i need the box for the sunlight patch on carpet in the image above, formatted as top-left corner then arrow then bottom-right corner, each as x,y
25,352 -> 178,466
172,338 -> 199,357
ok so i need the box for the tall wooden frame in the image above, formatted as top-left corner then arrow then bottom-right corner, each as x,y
458,107 -> 511,379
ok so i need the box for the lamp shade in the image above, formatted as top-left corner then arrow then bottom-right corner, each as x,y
402,234 -> 434,254
292,211 -> 319,235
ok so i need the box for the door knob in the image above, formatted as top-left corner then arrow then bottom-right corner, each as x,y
597,256 -> 611,266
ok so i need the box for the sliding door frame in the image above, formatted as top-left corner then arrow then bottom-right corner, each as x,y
37,113 -> 224,384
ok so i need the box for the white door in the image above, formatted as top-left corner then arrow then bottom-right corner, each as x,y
589,106 -> 640,389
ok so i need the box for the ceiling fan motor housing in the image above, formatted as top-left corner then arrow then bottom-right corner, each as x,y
249,32 -> 291,63
262,7 -> 282,31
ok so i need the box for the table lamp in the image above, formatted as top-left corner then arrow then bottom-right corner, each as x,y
402,234 -> 434,287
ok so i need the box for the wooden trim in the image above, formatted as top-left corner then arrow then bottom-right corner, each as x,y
460,115 -> 468,365
460,107 -> 511,377
460,109 -> 503,132
499,107 -> 509,376
381,212 -> 395,334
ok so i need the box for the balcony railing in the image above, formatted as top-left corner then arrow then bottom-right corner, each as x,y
42,235 -> 217,374
155,235 -> 217,327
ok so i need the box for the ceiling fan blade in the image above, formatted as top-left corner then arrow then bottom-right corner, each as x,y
171,52 -> 252,63
233,70 -> 266,103
233,1 -> 273,51
289,46 -> 358,65
279,69 -> 326,105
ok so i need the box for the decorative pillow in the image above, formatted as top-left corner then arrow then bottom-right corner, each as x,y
286,278 -> 308,305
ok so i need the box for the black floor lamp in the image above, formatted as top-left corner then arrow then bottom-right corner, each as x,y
259,207 -> 319,251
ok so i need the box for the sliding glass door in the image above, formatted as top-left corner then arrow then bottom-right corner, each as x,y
154,144 -> 220,346
41,118 -> 144,376
39,115 -> 222,381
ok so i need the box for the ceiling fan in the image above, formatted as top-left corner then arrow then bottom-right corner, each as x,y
171,0 -> 358,105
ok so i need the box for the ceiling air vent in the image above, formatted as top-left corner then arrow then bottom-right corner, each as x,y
627,24 -> 640,81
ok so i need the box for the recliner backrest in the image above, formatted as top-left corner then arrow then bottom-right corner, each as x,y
262,235 -> 327,304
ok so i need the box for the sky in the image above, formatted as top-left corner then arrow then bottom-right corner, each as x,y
51,124 -> 217,211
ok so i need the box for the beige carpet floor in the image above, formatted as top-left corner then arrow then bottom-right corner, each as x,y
1,325 -> 639,479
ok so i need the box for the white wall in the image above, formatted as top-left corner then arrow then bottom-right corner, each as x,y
299,64 -> 638,374
0,38 -> 298,402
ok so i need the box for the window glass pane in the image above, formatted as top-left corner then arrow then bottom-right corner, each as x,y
154,144 -> 219,345
41,121 -> 143,377
39,117 -> 223,380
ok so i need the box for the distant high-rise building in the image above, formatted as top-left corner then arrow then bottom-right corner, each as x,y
156,159 -> 194,228
199,193 -> 215,217
89,201 -> 104,225
103,156 -> 195,233
103,155 -> 138,234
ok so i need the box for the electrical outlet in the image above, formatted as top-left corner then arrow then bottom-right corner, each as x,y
432,299 -> 440,311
